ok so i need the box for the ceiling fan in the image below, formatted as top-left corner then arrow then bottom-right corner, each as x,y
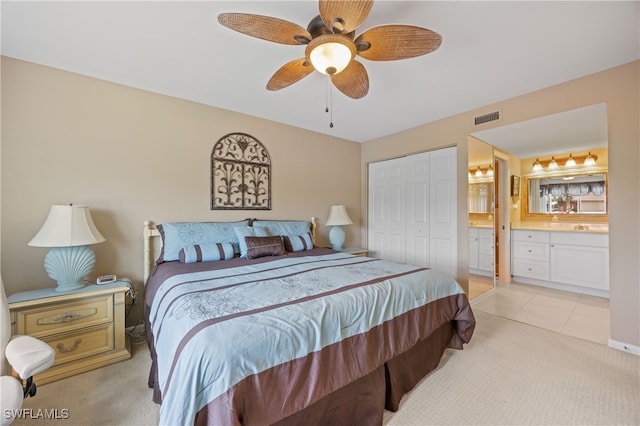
218,0 -> 442,99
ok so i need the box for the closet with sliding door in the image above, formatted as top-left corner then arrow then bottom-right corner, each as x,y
368,146 -> 458,277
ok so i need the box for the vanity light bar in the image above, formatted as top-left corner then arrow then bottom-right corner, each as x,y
532,153 -> 597,170
469,165 -> 494,176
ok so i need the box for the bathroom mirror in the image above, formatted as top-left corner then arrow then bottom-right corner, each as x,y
468,137 -> 495,219
467,137 -> 495,292
524,172 -> 607,215
468,182 -> 494,214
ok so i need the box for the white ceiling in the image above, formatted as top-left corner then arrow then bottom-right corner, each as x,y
2,1 -> 639,144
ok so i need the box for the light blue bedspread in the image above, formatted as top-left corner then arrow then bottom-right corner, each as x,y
149,252 -> 465,425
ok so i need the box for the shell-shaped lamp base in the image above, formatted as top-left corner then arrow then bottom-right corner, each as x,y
329,226 -> 346,250
43,246 -> 96,292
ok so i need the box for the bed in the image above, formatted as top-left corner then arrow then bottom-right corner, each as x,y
142,218 -> 475,425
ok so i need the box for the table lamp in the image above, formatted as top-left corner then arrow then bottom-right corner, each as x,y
325,204 -> 353,250
28,204 -> 105,293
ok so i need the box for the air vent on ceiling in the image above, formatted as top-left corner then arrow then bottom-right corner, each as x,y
474,110 -> 501,126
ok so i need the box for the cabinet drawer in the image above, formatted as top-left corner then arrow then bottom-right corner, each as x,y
512,230 -> 549,243
512,260 -> 550,280
14,294 -> 114,338
44,323 -> 115,366
550,232 -> 609,248
512,241 -> 549,261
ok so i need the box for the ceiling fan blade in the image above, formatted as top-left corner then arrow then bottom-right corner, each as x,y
218,13 -> 312,45
266,58 -> 315,91
331,60 -> 369,99
355,25 -> 442,61
319,0 -> 373,34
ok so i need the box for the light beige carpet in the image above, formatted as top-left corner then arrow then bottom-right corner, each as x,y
15,311 -> 639,425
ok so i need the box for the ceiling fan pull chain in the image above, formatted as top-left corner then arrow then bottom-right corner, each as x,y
329,82 -> 334,128
325,75 -> 330,113
325,75 -> 334,128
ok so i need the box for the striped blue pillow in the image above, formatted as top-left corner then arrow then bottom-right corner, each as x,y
282,233 -> 313,252
179,242 -> 235,263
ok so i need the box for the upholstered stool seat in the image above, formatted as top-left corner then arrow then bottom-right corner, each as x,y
1,277 -> 55,425
5,335 -> 55,381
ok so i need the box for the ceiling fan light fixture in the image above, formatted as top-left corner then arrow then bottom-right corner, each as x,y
306,34 -> 355,75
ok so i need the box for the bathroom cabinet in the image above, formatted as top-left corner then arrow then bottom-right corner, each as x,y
511,229 -> 608,296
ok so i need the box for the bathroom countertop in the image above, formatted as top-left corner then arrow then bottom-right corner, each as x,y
511,221 -> 609,233
468,222 -> 493,229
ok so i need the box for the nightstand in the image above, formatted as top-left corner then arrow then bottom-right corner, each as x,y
338,247 -> 369,257
7,281 -> 132,385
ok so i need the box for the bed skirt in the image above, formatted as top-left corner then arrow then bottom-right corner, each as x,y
189,321 -> 455,426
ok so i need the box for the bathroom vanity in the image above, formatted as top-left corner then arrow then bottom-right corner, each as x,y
511,223 -> 609,297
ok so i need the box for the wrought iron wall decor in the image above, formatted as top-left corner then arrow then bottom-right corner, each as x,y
211,133 -> 271,210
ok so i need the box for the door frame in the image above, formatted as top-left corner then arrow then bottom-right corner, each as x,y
495,152 -> 512,283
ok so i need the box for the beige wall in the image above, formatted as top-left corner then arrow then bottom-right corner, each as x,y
361,60 -> 639,348
1,57 -> 362,305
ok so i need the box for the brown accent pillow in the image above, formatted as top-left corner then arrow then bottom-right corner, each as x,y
245,236 -> 286,260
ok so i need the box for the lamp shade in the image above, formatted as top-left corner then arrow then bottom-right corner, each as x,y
29,205 -> 105,292
584,152 -> 597,166
565,154 -> 576,167
28,205 -> 105,248
532,158 -> 543,172
325,205 -> 353,227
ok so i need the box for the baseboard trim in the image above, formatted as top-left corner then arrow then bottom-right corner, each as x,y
608,338 -> 640,356
511,276 -> 609,299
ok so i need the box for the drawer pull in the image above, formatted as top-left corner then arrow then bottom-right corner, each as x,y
57,338 -> 82,353
38,308 -> 98,326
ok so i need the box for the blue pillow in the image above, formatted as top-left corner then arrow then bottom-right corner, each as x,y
234,226 -> 269,258
157,220 -> 249,262
251,220 -> 311,238
179,243 -> 235,263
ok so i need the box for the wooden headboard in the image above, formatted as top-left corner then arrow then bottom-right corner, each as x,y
143,218 -> 318,285
143,221 -> 161,285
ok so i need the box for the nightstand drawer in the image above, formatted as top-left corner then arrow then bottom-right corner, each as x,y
8,283 -> 131,385
14,294 -> 113,338
45,323 -> 115,366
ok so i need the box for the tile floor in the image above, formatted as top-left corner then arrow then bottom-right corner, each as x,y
469,275 -> 610,346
